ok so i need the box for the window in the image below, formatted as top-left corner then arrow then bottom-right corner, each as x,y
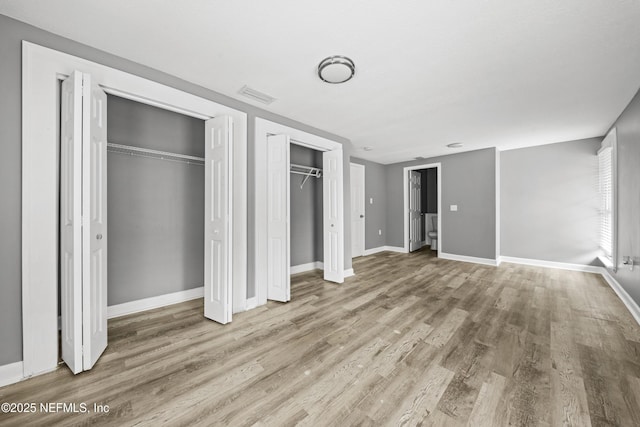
598,128 -> 616,266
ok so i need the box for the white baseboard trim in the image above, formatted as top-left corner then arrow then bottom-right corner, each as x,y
107,286 -> 204,319
363,246 -> 385,256
0,361 -> 24,388
363,246 -> 406,256
600,269 -> 640,326
290,261 -> 323,275
439,252 -> 499,266
499,256 -> 602,273
290,262 -> 354,278
498,256 -> 640,326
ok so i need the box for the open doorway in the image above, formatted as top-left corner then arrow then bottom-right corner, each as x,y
403,163 -> 442,254
254,118 -> 345,307
56,71 -> 234,374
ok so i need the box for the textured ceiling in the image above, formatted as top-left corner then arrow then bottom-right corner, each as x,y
2,0 -> 640,163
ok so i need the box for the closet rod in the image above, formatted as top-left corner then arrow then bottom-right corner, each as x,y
290,163 -> 322,189
107,142 -> 204,165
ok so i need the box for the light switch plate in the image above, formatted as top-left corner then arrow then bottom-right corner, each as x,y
370,197 -> 374,204
450,204 -> 458,211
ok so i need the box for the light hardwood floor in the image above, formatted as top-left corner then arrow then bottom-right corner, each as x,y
2,249 -> 640,426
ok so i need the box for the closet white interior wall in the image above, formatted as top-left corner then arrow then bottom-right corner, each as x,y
22,42 -> 247,378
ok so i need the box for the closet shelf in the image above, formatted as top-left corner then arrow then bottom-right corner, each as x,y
290,163 -> 322,189
107,142 -> 204,166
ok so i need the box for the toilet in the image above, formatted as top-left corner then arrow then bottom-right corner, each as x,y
427,215 -> 438,250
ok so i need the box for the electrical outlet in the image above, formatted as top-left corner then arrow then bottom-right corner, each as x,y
370,197 -> 374,204
378,229 -> 382,235
450,204 -> 458,211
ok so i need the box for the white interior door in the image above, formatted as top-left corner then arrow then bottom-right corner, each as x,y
409,171 -> 422,252
204,115 -> 233,324
60,71 -> 84,374
350,163 -> 365,258
266,134 -> 290,302
323,149 -> 345,283
82,75 -> 108,371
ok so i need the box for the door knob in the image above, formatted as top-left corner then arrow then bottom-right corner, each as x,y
96,234 -> 103,240
360,214 -> 364,218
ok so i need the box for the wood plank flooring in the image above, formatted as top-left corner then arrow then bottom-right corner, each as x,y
2,249 -> 640,426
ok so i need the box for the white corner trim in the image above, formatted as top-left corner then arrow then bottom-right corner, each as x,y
290,262 -> 324,275
363,246 -> 386,256
245,297 -> 258,311
384,246 -> 408,253
499,256 -> 603,273
344,268 -> 355,278
439,252 -> 499,266
0,361 -> 25,388
362,246 -> 408,255
600,270 -> 640,326
107,287 -> 204,319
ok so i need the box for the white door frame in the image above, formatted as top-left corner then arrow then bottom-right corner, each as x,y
254,118 -> 344,307
403,163 -> 442,254
350,163 -> 366,258
21,42 -> 248,378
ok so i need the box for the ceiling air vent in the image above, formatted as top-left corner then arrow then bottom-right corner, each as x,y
238,85 -> 276,105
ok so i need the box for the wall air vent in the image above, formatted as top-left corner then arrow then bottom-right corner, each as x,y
238,85 -> 276,105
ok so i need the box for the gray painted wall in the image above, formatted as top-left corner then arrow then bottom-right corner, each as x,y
350,158 -> 387,250
0,14 -> 352,366
609,87 -> 640,307
385,149 -> 497,259
290,145 -> 323,266
500,138 -> 602,265
107,95 -> 205,305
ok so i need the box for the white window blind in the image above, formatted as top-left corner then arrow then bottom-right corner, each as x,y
598,146 -> 613,258
598,128 -> 616,265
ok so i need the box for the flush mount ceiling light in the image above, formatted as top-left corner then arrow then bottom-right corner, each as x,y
318,56 -> 355,84
447,143 -> 464,148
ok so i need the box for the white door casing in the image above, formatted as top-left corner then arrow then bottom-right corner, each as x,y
409,171 -> 422,252
266,134 -> 291,302
82,75 -> 109,371
22,42 -> 248,379
323,149 -> 345,283
204,116 -> 234,324
350,163 -> 365,258
60,71 -> 84,374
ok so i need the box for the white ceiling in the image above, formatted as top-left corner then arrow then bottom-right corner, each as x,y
2,0 -> 640,164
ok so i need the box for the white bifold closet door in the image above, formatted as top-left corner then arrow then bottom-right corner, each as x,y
60,71 -> 108,374
204,116 -> 234,324
409,170 -> 422,252
323,149 -> 344,283
266,134 -> 291,302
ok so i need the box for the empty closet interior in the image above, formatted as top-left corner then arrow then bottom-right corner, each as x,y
290,144 -> 324,270
57,93 -> 206,354
106,95 -> 205,306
